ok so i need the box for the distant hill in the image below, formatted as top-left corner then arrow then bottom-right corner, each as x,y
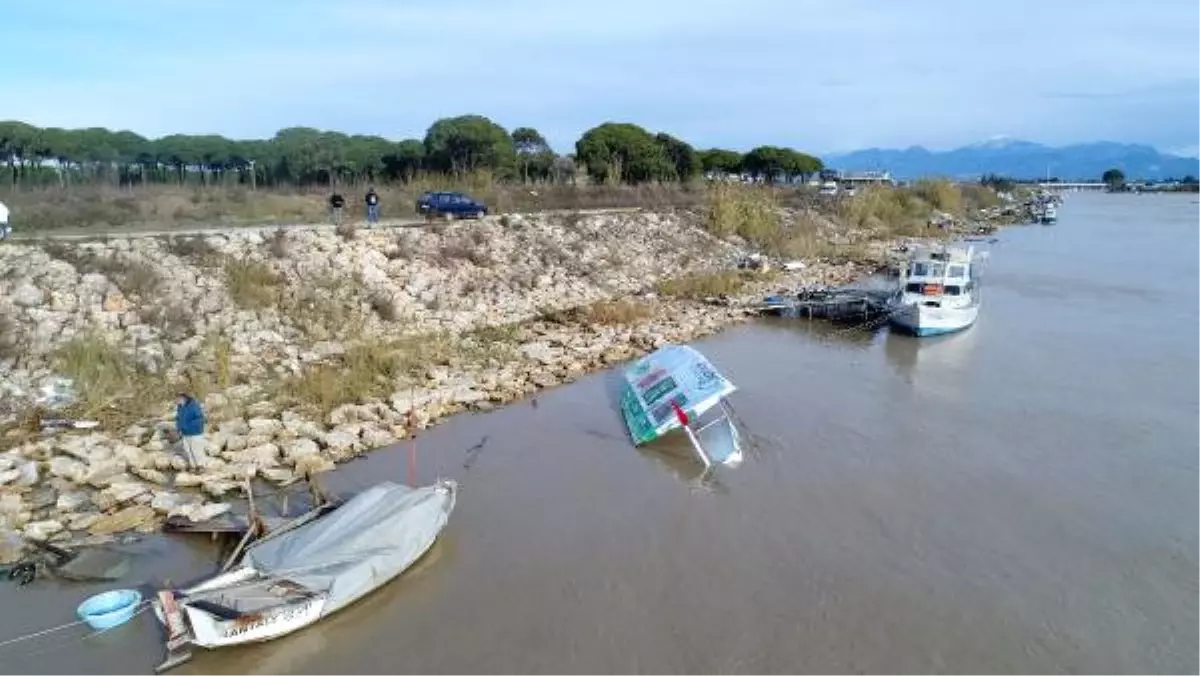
824,139 -> 1200,182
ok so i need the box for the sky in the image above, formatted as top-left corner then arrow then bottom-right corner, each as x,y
2,0 -> 1198,157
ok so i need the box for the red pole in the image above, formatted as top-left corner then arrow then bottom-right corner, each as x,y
408,438 -> 417,486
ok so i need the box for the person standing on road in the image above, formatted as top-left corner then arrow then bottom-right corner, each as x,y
0,200 -> 11,240
175,392 -> 207,469
329,192 -> 346,227
365,187 -> 380,226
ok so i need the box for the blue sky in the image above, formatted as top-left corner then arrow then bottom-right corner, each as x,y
3,0 -> 1197,156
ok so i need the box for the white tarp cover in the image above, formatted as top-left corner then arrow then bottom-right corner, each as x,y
245,481 -> 455,614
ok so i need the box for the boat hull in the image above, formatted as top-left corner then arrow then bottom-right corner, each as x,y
153,481 -> 457,655
889,302 -> 978,337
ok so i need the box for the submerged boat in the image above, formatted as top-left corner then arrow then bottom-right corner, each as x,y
152,480 -> 457,672
889,244 -> 981,337
619,344 -> 743,469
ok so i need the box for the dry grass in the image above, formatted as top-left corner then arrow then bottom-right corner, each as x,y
437,235 -> 493,267
278,274 -> 366,339
165,235 -> 220,264
40,244 -> 163,297
370,293 -> 399,321
838,187 -> 934,236
0,315 -> 19,362
655,271 -> 751,300
139,302 -> 194,340
542,299 -> 653,326
911,179 -> 964,215
224,258 -> 281,309
705,184 -> 781,244
281,336 -> 451,416
336,221 -> 358,241
53,332 -> 167,427
1,177 -> 717,233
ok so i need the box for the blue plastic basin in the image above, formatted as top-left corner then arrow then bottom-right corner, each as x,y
76,589 -> 142,630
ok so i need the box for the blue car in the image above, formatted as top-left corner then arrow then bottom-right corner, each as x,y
416,191 -> 489,220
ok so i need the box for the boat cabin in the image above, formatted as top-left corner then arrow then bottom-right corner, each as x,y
901,246 -> 976,300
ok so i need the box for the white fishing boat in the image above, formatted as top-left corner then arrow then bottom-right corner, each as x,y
889,244 -> 981,337
1040,203 -> 1058,224
619,344 -> 743,469
152,480 -> 457,672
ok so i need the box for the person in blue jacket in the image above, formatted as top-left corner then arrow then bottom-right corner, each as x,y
175,392 -> 207,469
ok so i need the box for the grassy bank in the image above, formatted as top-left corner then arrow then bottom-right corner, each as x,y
0,176 -> 990,235
0,178 -> 712,233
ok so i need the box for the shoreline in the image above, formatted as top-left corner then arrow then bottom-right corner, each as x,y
0,200 -> 1015,557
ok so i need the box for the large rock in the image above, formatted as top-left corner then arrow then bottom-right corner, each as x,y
12,281 -> 45,308
56,434 -> 114,463
23,519 -> 65,541
261,468 -> 297,484
0,460 -> 38,487
321,429 -> 360,457
84,459 -> 129,487
172,501 -> 232,523
202,478 -> 241,497
228,443 -> 280,468
521,341 -> 559,365
0,529 -> 24,564
360,425 -> 394,450
247,417 -> 283,436
88,505 -> 156,535
281,414 -> 323,440
131,466 -> 169,485
174,472 -> 204,488
218,418 -> 250,436
56,491 -> 92,512
293,454 -> 335,477
150,491 -> 201,515
66,512 -> 101,532
282,438 -> 320,463
95,481 -> 151,510
49,456 -> 88,483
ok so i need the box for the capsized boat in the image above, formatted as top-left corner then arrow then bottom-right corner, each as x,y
152,480 -> 456,672
619,344 -> 743,469
889,244 -> 981,337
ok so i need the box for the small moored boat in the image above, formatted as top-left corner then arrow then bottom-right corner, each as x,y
152,480 -> 456,672
889,244 -> 981,337
619,344 -> 743,469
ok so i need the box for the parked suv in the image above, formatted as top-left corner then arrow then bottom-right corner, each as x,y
416,191 -> 488,220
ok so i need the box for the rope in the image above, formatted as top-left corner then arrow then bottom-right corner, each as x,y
0,618 -> 91,649
0,600 -> 150,652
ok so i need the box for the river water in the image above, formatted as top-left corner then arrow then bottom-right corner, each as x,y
2,192 -> 1196,674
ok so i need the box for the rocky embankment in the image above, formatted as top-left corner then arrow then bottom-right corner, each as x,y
0,209 -> 872,560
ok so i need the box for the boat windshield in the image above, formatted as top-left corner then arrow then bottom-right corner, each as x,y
909,261 -> 944,277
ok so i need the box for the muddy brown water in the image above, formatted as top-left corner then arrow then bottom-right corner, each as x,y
1,193 -> 1196,674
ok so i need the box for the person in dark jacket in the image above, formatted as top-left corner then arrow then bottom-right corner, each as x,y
329,192 -> 346,226
175,392 -> 207,469
365,187 -> 380,225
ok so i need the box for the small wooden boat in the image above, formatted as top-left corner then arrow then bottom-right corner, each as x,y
152,480 -> 457,672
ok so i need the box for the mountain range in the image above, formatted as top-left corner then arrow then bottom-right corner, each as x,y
824,139 -> 1200,182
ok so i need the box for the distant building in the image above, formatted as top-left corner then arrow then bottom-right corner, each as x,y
839,170 -> 895,187
820,169 -> 896,187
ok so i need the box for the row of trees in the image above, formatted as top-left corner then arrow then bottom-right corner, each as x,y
0,117 -> 823,190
